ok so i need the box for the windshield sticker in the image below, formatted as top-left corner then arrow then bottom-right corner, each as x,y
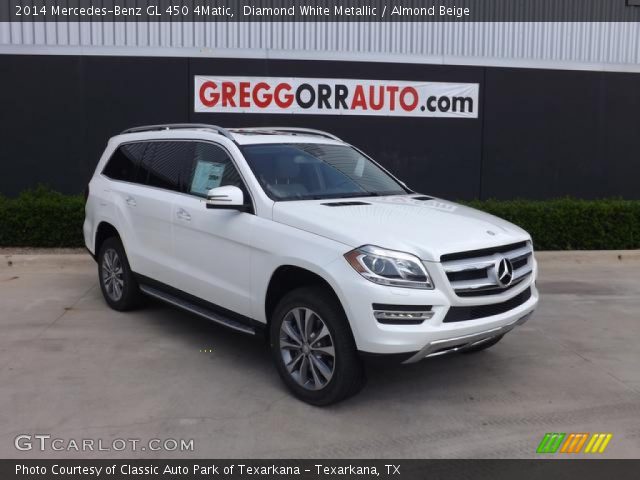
191,161 -> 226,195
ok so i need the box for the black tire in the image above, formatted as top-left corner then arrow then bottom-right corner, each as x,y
270,286 -> 365,406
461,334 -> 504,354
97,237 -> 142,311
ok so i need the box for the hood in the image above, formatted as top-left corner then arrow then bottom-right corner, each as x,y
272,195 -> 531,262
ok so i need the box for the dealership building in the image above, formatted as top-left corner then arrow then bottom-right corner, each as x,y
1,1 -> 640,200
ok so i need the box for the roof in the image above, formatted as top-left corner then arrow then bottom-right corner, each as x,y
118,124 -> 346,146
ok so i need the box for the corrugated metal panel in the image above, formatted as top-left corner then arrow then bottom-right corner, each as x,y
1,20 -> 639,68
3,0 -> 640,21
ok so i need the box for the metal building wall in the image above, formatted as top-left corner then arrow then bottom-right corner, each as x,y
1,21 -> 640,71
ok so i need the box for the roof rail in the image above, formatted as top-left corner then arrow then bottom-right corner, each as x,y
234,127 -> 342,142
121,124 -> 236,142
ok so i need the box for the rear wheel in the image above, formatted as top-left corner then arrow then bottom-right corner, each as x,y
462,334 -> 504,354
98,237 -> 142,311
270,287 -> 365,405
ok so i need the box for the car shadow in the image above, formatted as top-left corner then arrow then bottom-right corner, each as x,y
136,296 -> 503,409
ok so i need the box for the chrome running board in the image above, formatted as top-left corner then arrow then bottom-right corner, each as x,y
140,285 -> 255,335
403,311 -> 533,364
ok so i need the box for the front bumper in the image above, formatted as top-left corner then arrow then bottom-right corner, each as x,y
325,254 -> 539,358
402,310 -> 533,363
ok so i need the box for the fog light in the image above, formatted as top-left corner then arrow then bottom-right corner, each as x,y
373,306 -> 434,325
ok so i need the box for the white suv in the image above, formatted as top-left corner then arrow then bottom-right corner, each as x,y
84,124 -> 538,405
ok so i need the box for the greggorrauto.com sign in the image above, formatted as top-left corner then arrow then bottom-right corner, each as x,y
195,76 -> 479,118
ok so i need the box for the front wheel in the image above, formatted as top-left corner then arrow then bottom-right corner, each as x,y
270,287 -> 365,406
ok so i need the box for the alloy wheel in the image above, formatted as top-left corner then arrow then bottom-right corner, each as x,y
101,248 -> 124,302
279,307 -> 336,391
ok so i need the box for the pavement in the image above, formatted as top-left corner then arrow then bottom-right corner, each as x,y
0,250 -> 639,459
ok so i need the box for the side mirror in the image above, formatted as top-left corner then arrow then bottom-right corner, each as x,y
205,186 -> 248,211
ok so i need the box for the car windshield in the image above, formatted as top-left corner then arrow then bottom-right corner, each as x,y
241,143 -> 408,201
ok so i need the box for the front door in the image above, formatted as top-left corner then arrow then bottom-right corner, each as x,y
171,141 -> 255,318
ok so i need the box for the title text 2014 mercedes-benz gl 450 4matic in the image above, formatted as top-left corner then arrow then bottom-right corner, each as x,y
84,124 -> 538,405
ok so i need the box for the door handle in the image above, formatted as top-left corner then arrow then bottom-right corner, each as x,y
176,208 -> 191,221
100,189 -> 111,206
125,196 -> 137,207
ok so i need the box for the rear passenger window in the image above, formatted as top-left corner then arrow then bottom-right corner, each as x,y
137,142 -> 194,192
102,143 -> 146,182
189,143 -> 245,197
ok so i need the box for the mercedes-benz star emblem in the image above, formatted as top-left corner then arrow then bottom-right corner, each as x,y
496,257 -> 514,287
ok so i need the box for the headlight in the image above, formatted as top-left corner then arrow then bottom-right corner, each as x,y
344,245 -> 434,289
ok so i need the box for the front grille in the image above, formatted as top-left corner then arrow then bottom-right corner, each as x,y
444,288 -> 532,323
447,269 -> 487,282
441,241 -> 534,297
512,257 -> 528,270
441,241 -> 528,262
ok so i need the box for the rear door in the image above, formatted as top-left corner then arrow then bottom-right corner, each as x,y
115,141 -> 193,284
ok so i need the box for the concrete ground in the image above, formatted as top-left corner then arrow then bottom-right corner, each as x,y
1,250 -> 639,459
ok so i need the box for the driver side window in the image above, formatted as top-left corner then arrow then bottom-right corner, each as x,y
188,143 -> 245,198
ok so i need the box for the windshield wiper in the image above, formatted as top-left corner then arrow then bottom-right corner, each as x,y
283,191 -> 399,201
297,192 -> 367,200
343,192 -> 380,198
333,191 -> 399,198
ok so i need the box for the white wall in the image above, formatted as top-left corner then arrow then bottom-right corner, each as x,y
1,22 -> 640,73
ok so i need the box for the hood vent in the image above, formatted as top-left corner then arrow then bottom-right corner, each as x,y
322,201 -> 371,207
413,196 -> 433,201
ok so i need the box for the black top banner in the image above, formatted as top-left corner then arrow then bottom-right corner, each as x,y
4,0 -> 640,22
2,460 -> 640,480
